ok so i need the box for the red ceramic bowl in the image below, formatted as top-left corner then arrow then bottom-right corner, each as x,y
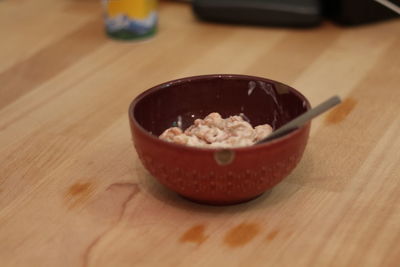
129,74 -> 310,205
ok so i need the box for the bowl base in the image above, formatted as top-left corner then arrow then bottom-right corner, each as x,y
178,193 -> 264,206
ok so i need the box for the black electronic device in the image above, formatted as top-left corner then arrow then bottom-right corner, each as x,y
323,0 -> 399,25
192,0 -> 322,27
192,0 -> 399,27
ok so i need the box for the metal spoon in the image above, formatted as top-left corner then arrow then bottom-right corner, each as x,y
256,95 -> 342,144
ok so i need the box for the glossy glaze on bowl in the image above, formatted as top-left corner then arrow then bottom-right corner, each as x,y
129,74 -> 310,205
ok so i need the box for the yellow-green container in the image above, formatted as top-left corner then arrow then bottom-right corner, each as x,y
102,0 -> 157,40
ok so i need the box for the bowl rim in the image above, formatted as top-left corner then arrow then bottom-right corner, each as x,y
128,74 -> 311,152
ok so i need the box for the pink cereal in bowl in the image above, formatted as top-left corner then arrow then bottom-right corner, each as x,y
159,112 -> 273,148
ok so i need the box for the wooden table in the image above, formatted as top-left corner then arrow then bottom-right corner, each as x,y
1,1 -> 399,266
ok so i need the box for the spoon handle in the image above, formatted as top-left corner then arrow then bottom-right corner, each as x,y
257,95 -> 342,144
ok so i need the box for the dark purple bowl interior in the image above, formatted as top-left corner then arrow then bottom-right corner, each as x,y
133,75 -> 309,138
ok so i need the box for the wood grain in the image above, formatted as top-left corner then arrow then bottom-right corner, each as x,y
0,1 -> 399,267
